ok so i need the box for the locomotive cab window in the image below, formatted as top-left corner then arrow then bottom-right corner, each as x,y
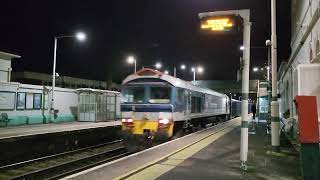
176,88 -> 185,104
149,86 -> 171,103
122,86 -> 145,103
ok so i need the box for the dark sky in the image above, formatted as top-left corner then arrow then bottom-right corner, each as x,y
0,0 -> 291,83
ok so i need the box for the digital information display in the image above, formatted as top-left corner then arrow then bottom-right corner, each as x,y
200,16 -> 239,32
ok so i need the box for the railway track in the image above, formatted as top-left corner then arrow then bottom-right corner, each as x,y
0,140 -> 129,180
0,120 -> 228,180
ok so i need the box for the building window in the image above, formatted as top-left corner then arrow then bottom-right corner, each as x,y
310,48 -> 313,62
316,40 -> 320,56
16,92 -> 26,110
33,93 -> 42,109
176,88 -> 185,104
0,92 -> 15,110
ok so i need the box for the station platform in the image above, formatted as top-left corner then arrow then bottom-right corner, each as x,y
65,117 -> 300,180
0,120 -> 120,140
0,121 -> 121,166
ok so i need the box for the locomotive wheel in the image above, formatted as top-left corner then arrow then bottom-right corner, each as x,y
172,129 -> 184,139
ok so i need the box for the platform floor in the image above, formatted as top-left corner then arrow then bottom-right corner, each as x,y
0,120 -> 120,140
64,118 -> 241,180
128,121 -> 300,180
64,117 -> 300,180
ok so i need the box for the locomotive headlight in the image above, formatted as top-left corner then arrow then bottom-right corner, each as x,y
122,118 -> 134,123
158,118 -> 170,125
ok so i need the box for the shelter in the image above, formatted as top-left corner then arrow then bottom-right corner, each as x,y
76,88 -> 120,122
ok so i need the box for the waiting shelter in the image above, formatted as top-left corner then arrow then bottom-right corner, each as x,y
76,88 -> 120,122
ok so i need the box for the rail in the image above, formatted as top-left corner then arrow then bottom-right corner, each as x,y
0,140 -> 129,180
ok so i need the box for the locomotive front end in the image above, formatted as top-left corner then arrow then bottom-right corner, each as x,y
120,71 -> 175,151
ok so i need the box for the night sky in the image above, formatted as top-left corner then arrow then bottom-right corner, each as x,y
0,0 -> 291,83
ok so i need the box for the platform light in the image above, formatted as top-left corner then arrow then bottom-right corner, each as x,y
164,70 -> 169,74
127,56 -> 135,64
191,67 -> 195,72
240,45 -> 244,50
155,62 -> 162,69
51,31 -> 87,122
127,56 -> 137,73
180,64 -> 186,70
75,32 -> 86,41
260,67 -> 264,71
197,66 -> 204,73
253,67 -> 259,72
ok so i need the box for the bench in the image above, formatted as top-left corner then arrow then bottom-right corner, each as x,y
1,113 -> 10,126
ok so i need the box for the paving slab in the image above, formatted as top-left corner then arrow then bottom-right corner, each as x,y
157,122 -> 300,180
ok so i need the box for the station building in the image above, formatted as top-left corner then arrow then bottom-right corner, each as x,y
11,71 -> 120,91
192,80 -> 259,101
0,51 -> 120,127
278,0 -> 320,136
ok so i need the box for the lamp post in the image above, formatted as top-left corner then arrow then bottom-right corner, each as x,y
191,67 -> 196,81
142,62 -> 162,70
171,64 -> 187,77
51,32 -> 86,122
172,64 -> 186,78
253,67 -> 259,72
191,66 -> 204,81
270,0 -> 280,152
127,56 -> 137,73
155,62 -> 162,69
266,39 -> 272,136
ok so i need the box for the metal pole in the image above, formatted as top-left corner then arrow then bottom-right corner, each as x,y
134,59 -> 137,73
193,70 -> 196,81
271,0 -> 280,152
8,67 -> 12,82
240,20 -> 251,170
267,47 -> 271,82
50,37 -> 57,122
174,67 -> 177,77
267,45 -> 272,128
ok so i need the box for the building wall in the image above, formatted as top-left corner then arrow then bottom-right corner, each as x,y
0,59 -> 11,83
0,82 -> 77,126
279,0 -> 320,127
291,0 -> 320,64
11,71 -> 121,91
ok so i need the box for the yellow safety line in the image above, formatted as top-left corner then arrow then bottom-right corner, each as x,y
115,119 -> 240,180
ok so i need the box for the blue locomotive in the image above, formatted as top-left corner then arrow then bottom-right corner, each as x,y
120,68 -> 245,150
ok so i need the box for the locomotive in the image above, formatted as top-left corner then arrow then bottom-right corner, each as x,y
120,68 -> 242,151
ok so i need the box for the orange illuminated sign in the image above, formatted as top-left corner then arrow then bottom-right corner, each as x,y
201,17 -> 236,32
